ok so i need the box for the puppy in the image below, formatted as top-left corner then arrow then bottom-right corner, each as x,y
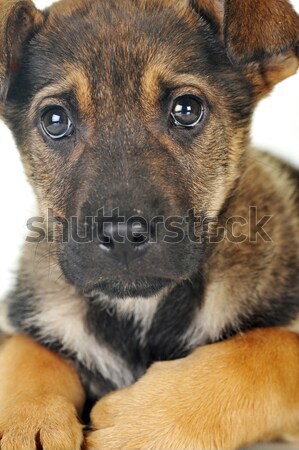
0,0 -> 299,449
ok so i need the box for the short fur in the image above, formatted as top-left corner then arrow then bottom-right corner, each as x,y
0,0 -> 298,449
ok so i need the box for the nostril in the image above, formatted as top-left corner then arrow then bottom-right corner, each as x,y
99,234 -> 114,252
129,222 -> 150,248
131,232 -> 149,248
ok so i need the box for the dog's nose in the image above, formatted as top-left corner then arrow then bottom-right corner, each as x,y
98,218 -> 151,265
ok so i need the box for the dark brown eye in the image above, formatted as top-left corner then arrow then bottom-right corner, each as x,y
41,107 -> 73,139
171,95 -> 204,128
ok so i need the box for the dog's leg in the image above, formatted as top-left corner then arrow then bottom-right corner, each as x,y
0,334 -> 85,450
87,328 -> 299,450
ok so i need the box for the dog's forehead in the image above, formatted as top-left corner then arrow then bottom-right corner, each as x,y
29,0 -> 212,95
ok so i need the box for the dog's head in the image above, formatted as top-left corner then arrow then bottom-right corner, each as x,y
1,0 -> 298,298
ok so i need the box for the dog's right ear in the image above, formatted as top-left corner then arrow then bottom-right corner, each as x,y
0,0 -> 44,105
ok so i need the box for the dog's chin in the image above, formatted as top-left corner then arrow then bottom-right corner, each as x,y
85,277 -> 174,299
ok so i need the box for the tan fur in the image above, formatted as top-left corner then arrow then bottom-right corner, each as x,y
0,335 -> 85,450
86,328 -> 299,450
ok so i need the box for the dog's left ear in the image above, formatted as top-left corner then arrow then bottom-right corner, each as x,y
191,0 -> 299,96
0,0 -> 44,105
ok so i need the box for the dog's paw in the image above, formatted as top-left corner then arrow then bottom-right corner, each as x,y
86,361 -> 202,450
85,338 -> 275,450
0,395 -> 83,450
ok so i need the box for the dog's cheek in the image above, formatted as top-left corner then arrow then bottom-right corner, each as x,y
19,132 -> 79,215
185,115 -> 246,218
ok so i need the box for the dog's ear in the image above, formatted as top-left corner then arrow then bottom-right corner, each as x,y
0,0 -> 44,104
191,0 -> 299,95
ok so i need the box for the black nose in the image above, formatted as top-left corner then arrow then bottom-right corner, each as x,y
99,218 -> 151,265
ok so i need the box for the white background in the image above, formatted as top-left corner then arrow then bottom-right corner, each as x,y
0,0 -> 298,298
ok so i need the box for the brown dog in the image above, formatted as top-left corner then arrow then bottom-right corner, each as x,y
0,0 -> 299,449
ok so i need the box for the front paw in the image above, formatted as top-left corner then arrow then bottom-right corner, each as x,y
86,362 -> 201,450
0,395 -> 83,450
85,352 -> 263,450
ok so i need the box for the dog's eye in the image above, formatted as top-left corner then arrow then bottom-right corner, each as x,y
171,96 -> 204,128
41,107 -> 73,139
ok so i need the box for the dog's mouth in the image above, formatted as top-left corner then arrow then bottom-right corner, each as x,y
84,277 -> 174,299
